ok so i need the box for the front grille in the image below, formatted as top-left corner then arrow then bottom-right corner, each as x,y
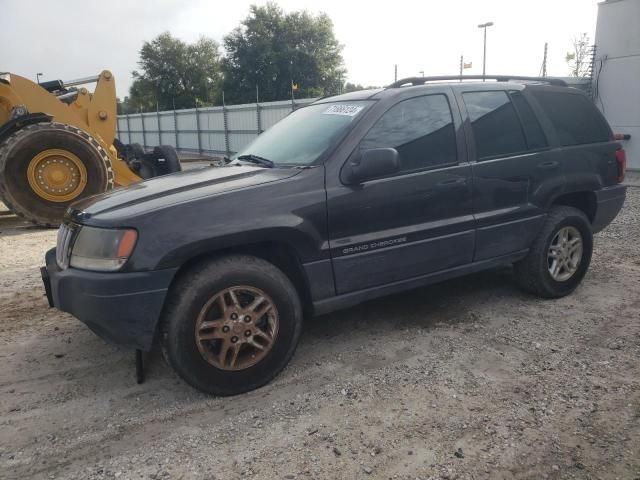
56,223 -> 77,269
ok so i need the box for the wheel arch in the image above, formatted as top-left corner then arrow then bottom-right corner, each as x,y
165,239 -> 315,318
0,112 -> 52,145
549,190 -> 597,223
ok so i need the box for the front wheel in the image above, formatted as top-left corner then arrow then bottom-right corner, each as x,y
161,255 -> 303,396
514,206 -> 593,298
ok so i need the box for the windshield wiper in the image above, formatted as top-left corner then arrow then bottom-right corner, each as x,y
236,154 -> 275,168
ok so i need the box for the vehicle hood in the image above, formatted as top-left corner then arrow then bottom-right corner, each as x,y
67,165 -> 301,222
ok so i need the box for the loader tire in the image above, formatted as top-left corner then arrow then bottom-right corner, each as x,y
0,122 -> 114,227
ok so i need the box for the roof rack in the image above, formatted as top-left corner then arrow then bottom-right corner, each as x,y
388,75 -> 567,88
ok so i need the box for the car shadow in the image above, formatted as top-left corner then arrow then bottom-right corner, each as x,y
303,266 -> 520,340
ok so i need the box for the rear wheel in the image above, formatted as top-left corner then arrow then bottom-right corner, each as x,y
513,206 -> 593,298
161,255 -> 303,396
0,122 -> 113,226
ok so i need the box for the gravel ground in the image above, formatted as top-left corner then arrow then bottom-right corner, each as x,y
0,188 -> 639,480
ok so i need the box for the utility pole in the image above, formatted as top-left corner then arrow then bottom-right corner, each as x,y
394,64 -> 397,82
478,22 -> 494,80
459,55 -> 463,79
541,42 -> 548,77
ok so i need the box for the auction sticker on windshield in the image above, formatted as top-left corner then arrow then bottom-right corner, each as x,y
323,104 -> 364,116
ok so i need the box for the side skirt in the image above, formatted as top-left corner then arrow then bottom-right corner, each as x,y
312,250 -> 528,316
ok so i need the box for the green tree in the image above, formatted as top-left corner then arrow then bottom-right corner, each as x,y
116,96 -> 137,115
343,82 -> 380,93
223,3 -> 346,103
343,82 -> 364,93
129,32 -> 222,111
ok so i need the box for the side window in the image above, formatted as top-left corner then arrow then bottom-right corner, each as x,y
463,91 -> 527,160
508,91 -> 548,150
531,91 -> 610,146
360,95 -> 457,172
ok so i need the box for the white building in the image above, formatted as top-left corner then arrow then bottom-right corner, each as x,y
594,0 -> 640,170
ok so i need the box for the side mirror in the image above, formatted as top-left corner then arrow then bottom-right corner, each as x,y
344,148 -> 400,184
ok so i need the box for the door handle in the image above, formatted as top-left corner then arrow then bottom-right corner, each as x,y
537,161 -> 559,169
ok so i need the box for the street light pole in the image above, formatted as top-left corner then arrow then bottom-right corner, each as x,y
36,72 -> 43,84
477,22 -> 494,79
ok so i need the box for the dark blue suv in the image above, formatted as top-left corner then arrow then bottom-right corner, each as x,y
42,76 -> 627,395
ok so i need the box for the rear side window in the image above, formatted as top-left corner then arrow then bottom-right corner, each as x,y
463,91 -> 527,160
360,94 -> 457,172
531,91 -> 611,146
509,91 -> 548,150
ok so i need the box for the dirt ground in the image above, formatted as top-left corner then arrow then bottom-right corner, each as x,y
0,188 -> 639,480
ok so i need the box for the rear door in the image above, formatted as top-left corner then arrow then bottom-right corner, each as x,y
326,88 -> 475,294
455,87 -> 563,261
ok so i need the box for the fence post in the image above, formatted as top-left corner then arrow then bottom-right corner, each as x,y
125,113 -> 131,144
256,84 -> 262,135
173,109 -> 179,151
172,98 -> 179,151
223,93 -> 230,158
156,103 -> 162,145
194,102 -> 202,155
256,102 -> 262,135
140,112 -> 147,149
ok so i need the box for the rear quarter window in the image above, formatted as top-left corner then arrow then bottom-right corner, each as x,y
531,91 -> 611,146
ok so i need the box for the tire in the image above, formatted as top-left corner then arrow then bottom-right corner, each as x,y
131,145 -> 181,179
161,255 -> 303,396
126,143 -> 145,160
514,206 -> 593,298
152,145 -> 181,175
0,122 -> 114,227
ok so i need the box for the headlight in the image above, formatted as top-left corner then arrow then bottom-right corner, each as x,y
0,73 -> 10,84
70,226 -> 138,271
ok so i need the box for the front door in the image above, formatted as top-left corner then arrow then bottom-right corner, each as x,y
326,90 -> 475,294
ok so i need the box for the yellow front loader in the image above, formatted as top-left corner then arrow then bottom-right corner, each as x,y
0,70 -> 180,226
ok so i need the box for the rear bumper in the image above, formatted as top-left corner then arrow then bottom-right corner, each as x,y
592,184 -> 627,233
42,248 -> 178,351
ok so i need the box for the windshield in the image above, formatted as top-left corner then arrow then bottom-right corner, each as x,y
232,101 -> 373,166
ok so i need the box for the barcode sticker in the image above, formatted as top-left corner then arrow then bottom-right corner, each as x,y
322,104 -> 364,116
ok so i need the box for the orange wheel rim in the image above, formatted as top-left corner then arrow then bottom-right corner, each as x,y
195,286 -> 279,371
27,149 -> 87,202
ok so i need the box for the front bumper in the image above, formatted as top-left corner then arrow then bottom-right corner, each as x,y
42,248 -> 178,351
592,184 -> 627,233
